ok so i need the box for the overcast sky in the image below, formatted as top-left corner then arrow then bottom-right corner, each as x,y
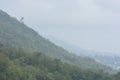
0,0 -> 120,54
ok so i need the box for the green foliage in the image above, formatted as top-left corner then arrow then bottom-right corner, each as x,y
0,45 -> 117,80
0,10 -> 113,72
114,72 -> 120,80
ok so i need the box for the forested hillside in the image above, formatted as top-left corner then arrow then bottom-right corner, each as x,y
0,44 -> 119,80
0,10 -> 113,72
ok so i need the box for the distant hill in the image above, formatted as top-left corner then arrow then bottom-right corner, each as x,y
0,10 -> 113,72
46,35 -> 120,70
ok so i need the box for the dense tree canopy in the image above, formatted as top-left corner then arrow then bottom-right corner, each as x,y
0,45 -> 118,80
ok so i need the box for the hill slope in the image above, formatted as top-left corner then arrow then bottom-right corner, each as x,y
0,10 -> 113,71
0,44 -> 116,80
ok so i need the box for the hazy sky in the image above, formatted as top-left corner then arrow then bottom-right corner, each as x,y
0,0 -> 120,54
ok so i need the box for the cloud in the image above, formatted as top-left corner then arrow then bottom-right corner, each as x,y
1,0 -> 120,28
95,0 -> 120,13
28,0 -> 120,27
